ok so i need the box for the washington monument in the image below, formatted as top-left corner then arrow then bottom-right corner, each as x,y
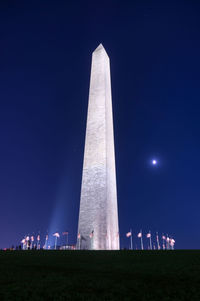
77,44 -> 119,250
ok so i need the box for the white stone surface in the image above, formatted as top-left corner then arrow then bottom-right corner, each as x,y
77,44 -> 119,250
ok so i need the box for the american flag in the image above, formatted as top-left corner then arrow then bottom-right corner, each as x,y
170,239 -> 175,245
89,230 -> 94,238
146,233 -> 151,238
53,232 -> 60,238
137,232 -> 142,238
126,231 -> 132,237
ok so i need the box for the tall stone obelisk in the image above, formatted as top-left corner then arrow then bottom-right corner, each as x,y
77,44 -> 119,250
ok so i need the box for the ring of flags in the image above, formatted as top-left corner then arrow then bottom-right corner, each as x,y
19,230 -> 175,250
126,230 -> 175,250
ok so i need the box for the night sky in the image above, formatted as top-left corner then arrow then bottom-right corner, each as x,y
1,0 -> 200,249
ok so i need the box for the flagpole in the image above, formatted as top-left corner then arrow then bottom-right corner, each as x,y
90,230 -> 94,250
156,232 -> 160,250
130,229 -> 133,250
169,238 -> 171,250
91,236 -> 93,250
166,234 -> 169,250
45,234 -> 48,250
149,231 -> 152,250
77,233 -> 81,250
162,234 -> 165,250
141,230 -> 144,250
37,233 -> 40,250
55,236 -> 57,250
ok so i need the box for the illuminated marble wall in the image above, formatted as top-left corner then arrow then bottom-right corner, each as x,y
77,44 -> 119,250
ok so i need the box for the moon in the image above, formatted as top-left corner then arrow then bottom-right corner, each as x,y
152,159 -> 157,165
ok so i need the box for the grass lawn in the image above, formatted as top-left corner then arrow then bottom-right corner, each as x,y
0,250 -> 200,300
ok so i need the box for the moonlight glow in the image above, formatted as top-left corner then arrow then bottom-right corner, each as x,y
152,159 -> 157,165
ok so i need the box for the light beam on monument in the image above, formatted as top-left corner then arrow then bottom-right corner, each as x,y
48,176 -> 71,249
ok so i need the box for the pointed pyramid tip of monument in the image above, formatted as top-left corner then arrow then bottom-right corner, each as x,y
93,43 -> 108,56
95,43 -> 104,50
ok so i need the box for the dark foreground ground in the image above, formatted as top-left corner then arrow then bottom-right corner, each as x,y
0,250 -> 200,300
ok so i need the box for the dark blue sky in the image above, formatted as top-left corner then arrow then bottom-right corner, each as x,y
0,0 -> 200,249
